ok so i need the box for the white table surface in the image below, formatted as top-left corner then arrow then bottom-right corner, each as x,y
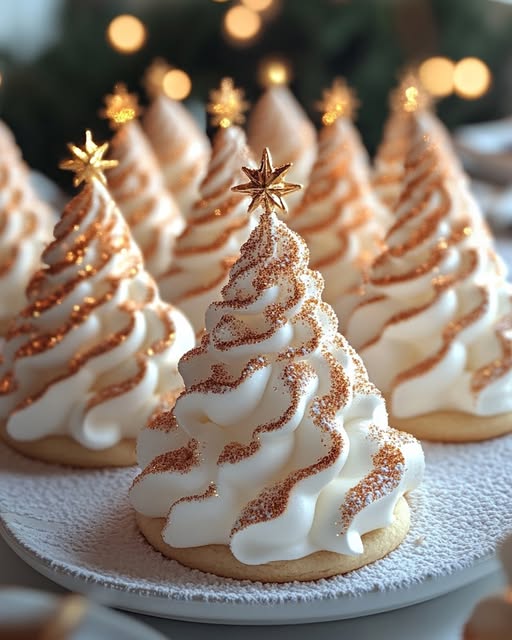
0,535 -> 505,640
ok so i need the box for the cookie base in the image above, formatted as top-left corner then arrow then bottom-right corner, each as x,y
389,409 -> 512,443
0,423 -> 136,467
135,496 -> 410,583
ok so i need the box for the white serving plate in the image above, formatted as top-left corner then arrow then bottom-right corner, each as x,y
1,434 -> 510,625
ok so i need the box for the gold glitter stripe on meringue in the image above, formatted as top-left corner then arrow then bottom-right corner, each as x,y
338,443 -> 405,534
167,482 -> 218,515
146,410 -> 179,432
86,356 -> 147,410
189,194 -> 243,225
12,310 -> 136,414
471,311 -> 512,394
174,215 -> 248,257
393,285 -> 489,388
217,360 -> 317,467
146,306 -> 176,356
133,438 -> 201,486
188,355 -> 269,395
231,352 -> 347,536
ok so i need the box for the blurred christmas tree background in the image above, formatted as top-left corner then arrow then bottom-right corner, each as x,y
0,0 -> 511,187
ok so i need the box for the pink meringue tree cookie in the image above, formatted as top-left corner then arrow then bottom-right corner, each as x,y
248,84 -> 317,212
0,132 -> 195,467
289,79 -> 390,332
142,60 -> 210,217
157,78 -> 257,337
0,120 -> 54,335
102,84 -> 185,281
347,129 -> 512,442
130,148 -> 424,583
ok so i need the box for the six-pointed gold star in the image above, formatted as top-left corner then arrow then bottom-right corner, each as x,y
59,130 -> 118,187
232,147 -> 301,216
315,77 -> 359,125
391,70 -> 431,114
100,83 -> 142,130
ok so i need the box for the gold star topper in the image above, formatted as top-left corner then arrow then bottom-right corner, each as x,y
207,77 -> 249,129
232,147 -> 301,216
100,83 -> 142,130
59,130 -> 118,187
143,58 -> 171,99
391,70 -> 431,114
315,77 -> 359,125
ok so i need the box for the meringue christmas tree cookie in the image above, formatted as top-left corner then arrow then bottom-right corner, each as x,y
157,78 -> 256,336
347,132 -> 512,442
103,84 -> 185,280
142,60 -> 210,216
130,148 -> 424,583
0,132 -> 195,467
248,85 -> 317,211
290,79 -> 390,330
0,122 -> 54,335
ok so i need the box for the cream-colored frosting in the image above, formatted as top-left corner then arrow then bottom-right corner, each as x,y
143,95 -> 210,216
107,120 -> 185,280
130,208 -> 424,565
157,126 -> 256,335
290,117 -> 390,330
347,133 -> 512,419
0,180 -> 195,450
0,128 -> 54,334
248,86 -> 317,210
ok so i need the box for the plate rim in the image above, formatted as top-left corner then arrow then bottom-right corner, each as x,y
0,520 -> 499,625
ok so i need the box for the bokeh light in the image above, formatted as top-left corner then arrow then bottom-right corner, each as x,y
418,57 -> 455,97
453,57 -> 491,99
107,15 -> 147,54
224,5 -> 262,41
242,0 -> 274,11
163,69 -> 192,100
258,57 -> 292,87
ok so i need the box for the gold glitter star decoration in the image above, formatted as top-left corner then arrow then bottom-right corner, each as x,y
315,77 -> 359,125
391,70 -> 431,114
100,83 -> 142,130
59,130 -> 118,187
207,77 -> 249,129
142,58 -> 170,99
232,147 -> 301,216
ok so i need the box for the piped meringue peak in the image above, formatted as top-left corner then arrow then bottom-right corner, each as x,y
348,124 -> 512,423
232,147 -> 301,216
156,117 -> 256,336
130,148 -> 424,566
0,139 -> 195,456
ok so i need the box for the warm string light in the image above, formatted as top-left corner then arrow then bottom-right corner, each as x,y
418,57 -> 455,97
207,77 -> 249,128
224,4 -> 262,42
100,83 -> 141,129
106,15 -> 147,54
241,0 -> 274,11
163,69 -> 192,100
453,57 -> 491,99
257,57 -> 292,88
315,77 -> 359,125
143,58 -> 170,98
143,59 -> 192,101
